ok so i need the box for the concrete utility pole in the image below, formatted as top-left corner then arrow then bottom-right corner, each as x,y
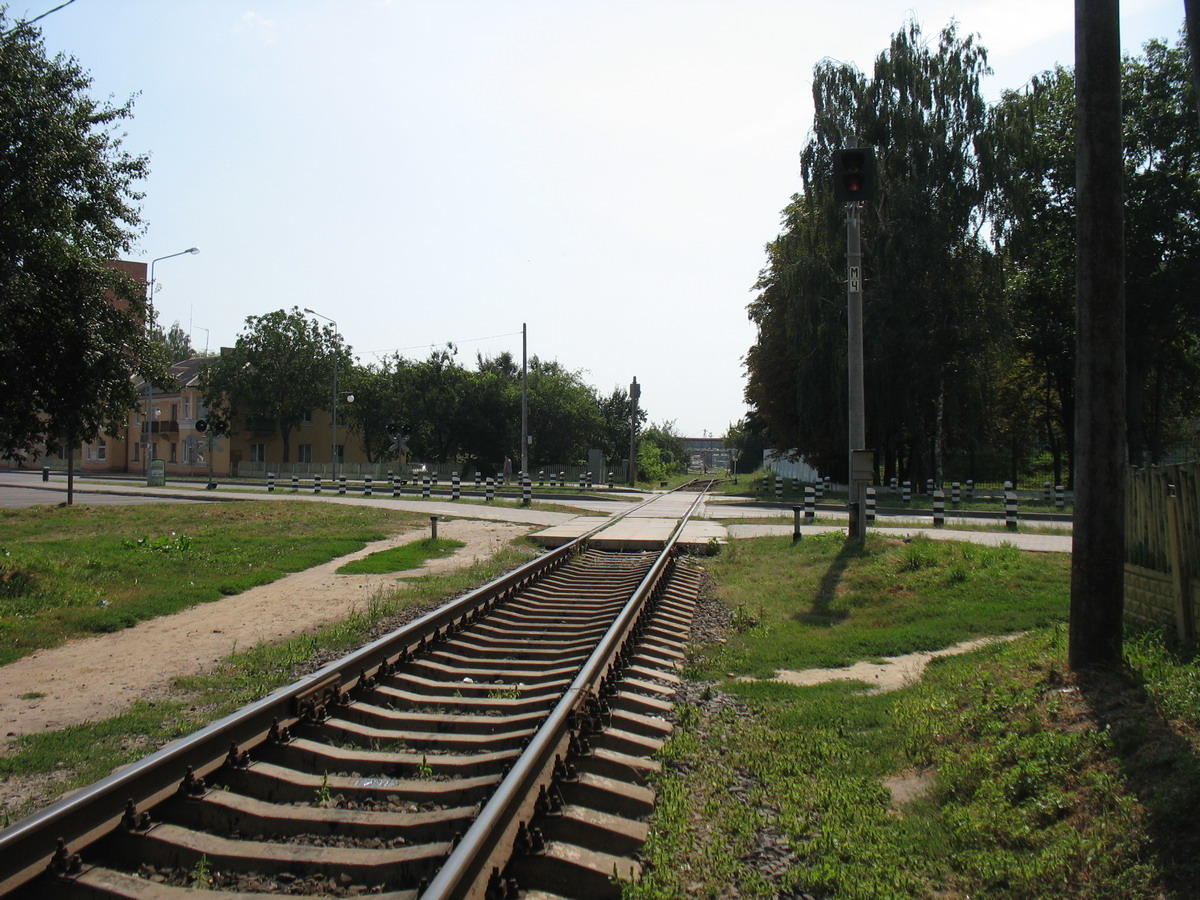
521,323 -> 529,480
628,377 -> 640,487
833,141 -> 874,542
1070,0 -> 1126,670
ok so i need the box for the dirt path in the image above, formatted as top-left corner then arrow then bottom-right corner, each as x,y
0,518 -> 531,743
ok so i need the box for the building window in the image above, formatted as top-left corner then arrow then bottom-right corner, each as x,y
335,444 -> 344,464
169,442 -> 177,463
298,443 -> 313,463
302,409 -> 314,424
132,441 -> 140,462
96,439 -> 106,461
250,443 -> 266,463
170,403 -> 178,423
184,442 -> 194,465
183,398 -> 192,420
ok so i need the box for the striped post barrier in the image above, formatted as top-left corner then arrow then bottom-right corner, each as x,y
388,470 -> 394,491
1043,481 -> 1052,503
522,475 -> 531,506
587,471 -> 594,490
486,476 -> 495,502
763,473 -> 771,496
452,472 -> 461,501
815,479 -> 824,502
1056,484 -> 1065,509
775,476 -> 783,501
422,475 -> 431,499
866,486 -> 876,524
539,470 -> 545,486
267,472 -> 275,492
824,476 -> 831,496
313,475 -> 321,494
804,485 -> 816,520
579,472 -> 586,491
364,475 -> 372,497
475,471 -> 482,488
902,480 -> 911,504
952,482 -> 961,505
926,477 -> 934,496
890,476 -> 898,490
339,475 -> 347,495
291,474 -> 299,492
1005,489 -> 1018,530
608,472 -> 614,490
933,490 -> 945,527
393,476 -> 400,498
558,472 -> 565,489
966,479 -> 975,501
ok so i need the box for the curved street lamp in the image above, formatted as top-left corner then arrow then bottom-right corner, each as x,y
303,308 -> 343,483
145,247 -> 199,483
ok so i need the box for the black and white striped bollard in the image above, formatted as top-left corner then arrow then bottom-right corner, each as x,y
1005,490 -> 1018,530
804,485 -> 815,520
815,478 -> 824,502
775,476 -> 783,501
1043,481 -> 1052,503
267,472 -> 275,492
933,490 -> 945,527
1056,484 -> 1064,509
452,473 -> 461,501
902,480 -> 911,504
291,474 -> 299,492
364,475 -> 372,497
866,486 -> 876,524
966,479 -> 974,501
522,475 -> 531,506
313,475 -> 321,494
393,475 -> 400,498
422,475 -> 431,499
952,481 -> 961,505
486,476 -> 495,502
339,475 -> 347,495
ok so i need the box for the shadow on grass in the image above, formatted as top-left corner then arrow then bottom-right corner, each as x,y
793,537 -> 866,627
1075,644 -> 1200,896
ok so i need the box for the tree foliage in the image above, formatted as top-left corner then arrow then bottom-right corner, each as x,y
200,308 -> 350,462
745,21 -> 1200,484
0,13 -> 157,461
747,19 -> 998,483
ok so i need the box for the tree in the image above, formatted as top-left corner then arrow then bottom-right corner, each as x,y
639,420 -> 688,479
597,386 -> 646,469
0,13 -> 158,469
200,308 -> 350,463
745,19 -> 1000,485
154,321 -> 196,363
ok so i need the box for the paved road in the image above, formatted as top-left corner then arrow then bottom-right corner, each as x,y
0,482 -> 202,509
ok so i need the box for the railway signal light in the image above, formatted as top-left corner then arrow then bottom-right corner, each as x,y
195,419 -> 208,433
832,147 -> 877,203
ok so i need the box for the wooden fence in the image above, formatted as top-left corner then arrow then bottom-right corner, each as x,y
1125,462 -> 1199,640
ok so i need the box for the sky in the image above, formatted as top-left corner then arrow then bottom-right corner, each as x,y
22,0 -> 1187,438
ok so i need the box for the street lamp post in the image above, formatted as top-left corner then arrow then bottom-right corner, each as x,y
303,308 -> 342,483
145,247 -> 199,483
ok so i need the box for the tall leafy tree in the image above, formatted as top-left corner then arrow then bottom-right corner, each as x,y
745,19 -> 1000,484
200,308 -> 350,463
0,13 -> 158,465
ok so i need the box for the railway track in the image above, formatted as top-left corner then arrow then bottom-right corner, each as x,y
0,486 -> 715,899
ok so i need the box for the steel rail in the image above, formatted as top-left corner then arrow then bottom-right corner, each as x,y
420,488 -> 708,899
0,491 -> 673,896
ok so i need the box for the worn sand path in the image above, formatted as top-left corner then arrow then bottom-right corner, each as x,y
0,518 -> 530,742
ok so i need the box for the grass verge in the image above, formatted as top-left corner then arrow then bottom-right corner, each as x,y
336,538 -> 465,574
629,534 -> 1198,899
0,539 -> 539,826
0,501 -> 427,666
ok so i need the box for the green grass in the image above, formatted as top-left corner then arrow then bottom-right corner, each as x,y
628,534 -> 1199,900
693,532 -> 1069,677
0,501 -> 423,666
0,539 -> 539,825
335,538 -> 465,574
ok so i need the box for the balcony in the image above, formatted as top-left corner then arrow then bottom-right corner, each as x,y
140,420 -> 180,436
